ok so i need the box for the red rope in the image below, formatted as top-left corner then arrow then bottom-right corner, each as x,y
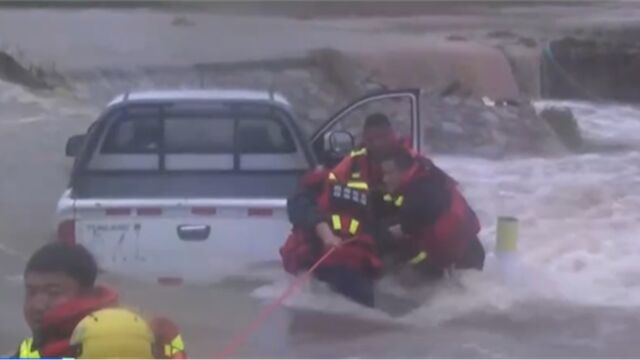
215,240 -> 353,359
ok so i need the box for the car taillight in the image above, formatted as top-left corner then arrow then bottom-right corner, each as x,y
57,220 -> 76,245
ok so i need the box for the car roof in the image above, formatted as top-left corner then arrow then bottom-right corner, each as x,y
107,89 -> 291,108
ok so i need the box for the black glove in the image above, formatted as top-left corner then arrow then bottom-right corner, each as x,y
287,190 -> 324,229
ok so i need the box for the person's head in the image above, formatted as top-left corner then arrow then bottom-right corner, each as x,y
70,308 -> 154,359
362,113 -> 397,159
380,148 -> 416,193
24,243 -> 98,333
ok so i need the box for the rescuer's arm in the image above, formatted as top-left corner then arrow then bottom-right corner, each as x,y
287,190 -> 341,248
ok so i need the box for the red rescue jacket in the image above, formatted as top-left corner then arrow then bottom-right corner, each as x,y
280,167 -> 382,277
37,286 -> 119,358
280,138 -> 415,276
388,157 -> 481,269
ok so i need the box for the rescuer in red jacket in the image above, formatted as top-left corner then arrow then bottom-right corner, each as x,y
281,113 -> 419,306
285,113 -> 414,258
280,166 -> 382,307
379,148 -> 485,279
13,242 -> 186,359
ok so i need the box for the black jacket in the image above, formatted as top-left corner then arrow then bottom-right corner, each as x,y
397,163 -> 452,237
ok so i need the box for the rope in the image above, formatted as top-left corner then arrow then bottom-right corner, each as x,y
214,239 -> 355,359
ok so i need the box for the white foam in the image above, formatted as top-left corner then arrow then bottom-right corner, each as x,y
434,150 -> 640,309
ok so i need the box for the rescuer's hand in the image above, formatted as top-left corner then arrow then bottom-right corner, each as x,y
315,222 -> 342,248
323,234 -> 342,248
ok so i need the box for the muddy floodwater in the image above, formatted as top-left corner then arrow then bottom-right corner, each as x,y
1,2 -> 640,358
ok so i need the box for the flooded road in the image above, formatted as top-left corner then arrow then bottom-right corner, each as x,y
1,5 -> 640,358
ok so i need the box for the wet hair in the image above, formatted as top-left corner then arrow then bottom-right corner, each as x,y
25,243 -> 98,289
363,113 -> 392,130
381,147 -> 415,171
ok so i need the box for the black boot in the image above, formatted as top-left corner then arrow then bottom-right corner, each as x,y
457,236 -> 486,270
315,266 -> 375,307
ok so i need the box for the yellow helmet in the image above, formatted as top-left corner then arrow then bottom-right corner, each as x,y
70,308 -> 154,359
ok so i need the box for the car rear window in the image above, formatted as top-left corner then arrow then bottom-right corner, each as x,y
87,104 -> 305,171
237,117 -> 296,154
101,117 -> 161,154
164,117 -> 234,153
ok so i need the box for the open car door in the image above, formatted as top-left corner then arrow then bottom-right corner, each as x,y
310,89 -> 422,166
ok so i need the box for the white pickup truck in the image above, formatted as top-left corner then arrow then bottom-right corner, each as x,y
56,88 -> 421,285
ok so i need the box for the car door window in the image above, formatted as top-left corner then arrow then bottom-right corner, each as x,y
326,96 -> 414,146
310,90 -> 421,167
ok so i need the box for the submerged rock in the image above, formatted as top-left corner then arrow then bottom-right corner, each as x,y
0,51 -> 50,90
422,96 -> 565,158
539,106 -> 583,151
